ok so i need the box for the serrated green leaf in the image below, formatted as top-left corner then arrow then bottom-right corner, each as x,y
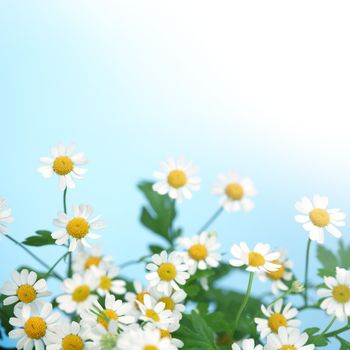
308,334 -> 329,347
317,245 -> 338,277
304,327 -> 320,336
338,240 -> 350,269
22,230 -> 55,247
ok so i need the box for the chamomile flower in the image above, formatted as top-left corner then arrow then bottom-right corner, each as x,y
254,300 -> 300,338
265,327 -> 315,350
86,320 -> 119,350
257,249 -> 293,295
47,320 -> 90,350
152,157 -> 201,202
38,143 -> 87,191
1,269 -> 50,316
0,197 -> 13,235
125,280 -> 151,316
145,321 -> 184,348
230,242 -> 280,273
177,231 -> 221,275
232,339 -> 263,350
146,251 -> 190,294
56,271 -> 98,314
9,302 -> 60,350
52,204 -> 106,252
91,265 -> 126,296
72,245 -> 113,274
317,267 -> 350,321
295,195 -> 346,244
212,172 -> 256,212
118,327 -> 177,350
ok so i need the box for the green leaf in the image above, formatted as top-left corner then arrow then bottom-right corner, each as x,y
337,335 -> 350,350
148,244 -> 164,254
308,334 -> 329,347
22,230 -> 55,247
338,240 -> 350,269
304,327 -> 320,336
0,294 -> 14,338
317,245 -> 338,277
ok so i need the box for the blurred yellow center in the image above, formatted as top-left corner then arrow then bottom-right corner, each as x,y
97,309 -> 118,330
309,208 -> 330,227
248,252 -> 265,267
62,334 -> 84,350
84,256 -> 101,269
280,346 -> 296,350
268,313 -> 287,333
53,156 -> 73,175
160,329 -> 171,338
145,309 -> 160,322
24,317 -> 47,339
225,183 -> 244,200
333,285 -> 350,303
188,243 -> 208,261
72,285 -> 90,302
17,284 -> 37,303
158,297 -> 175,311
267,261 -> 285,280
99,276 -> 112,290
167,169 -> 187,188
66,217 -> 89,239
158,263 -> 177,281
144,346 -> 158,350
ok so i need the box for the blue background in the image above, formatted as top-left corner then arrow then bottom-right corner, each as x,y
1,1 -> 350,348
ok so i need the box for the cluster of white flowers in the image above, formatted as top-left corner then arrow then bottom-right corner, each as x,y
1,147 -> 349,350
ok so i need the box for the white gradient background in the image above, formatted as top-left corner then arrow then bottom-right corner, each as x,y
1,1 -> 350,348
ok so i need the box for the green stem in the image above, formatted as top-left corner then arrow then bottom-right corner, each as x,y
45,252 -> 69,279
298,304 -> 319,312
233,272 -> 254,335
63,188 -> 73,278
304,238 -> 312,305
197,207 -> 223,234
325,325 -> 350,338
321,316 -> 337,335
268,290 -> 291,306
63,188 -> 67,214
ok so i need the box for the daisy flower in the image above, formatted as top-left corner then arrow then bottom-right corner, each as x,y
229,242 -> 280,273
212,172 -> 256,212
152,157 -> 201,202
232,339 -> 263,350
177,231 -> 221,275
81,294 -> 134,331
125,280 -> 151,316
56,271 -> 98,314
145,321 -> 184,348
52,204 -> 106,252
118,327 -> 177,350
86,320 -> 119,350
0,197 -> 13,235
295,195 -> 346,244
254,300 -> 300,338
47,320 -> 91,350
1,269 -> 50,315
146,251 -> 190,294
38,143 -> 87,191
72,244 -> 113,274
9,302 -> 60,350
265,327 -> 315,350
257,249 -> 293,295
317,267 -> 350,321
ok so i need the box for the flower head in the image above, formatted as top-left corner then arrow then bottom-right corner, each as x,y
0,197 -> 13,235
125,280 -> 151,316
91,265 -> 126,296
232,339 -> 263,350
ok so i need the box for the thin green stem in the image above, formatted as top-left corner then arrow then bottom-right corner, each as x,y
63,188 -> 67,214
197,207 -> 223,234
321,316 -> 337,335
63,188 -> 73,278
304,238 -> 312,305
233,272 -> 254,335
325,325 -> 350,338
268,290 -> 291,307
298,304 -> 319,312
45,252 -> 69,279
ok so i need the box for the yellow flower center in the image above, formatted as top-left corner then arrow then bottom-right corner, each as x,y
16,284 -> 37,304
268,313 -> 288,333
24,317 -> 47,339
144,346 -> 158,350
97,309 -> 118,330
135,291 -> 149,309
159,329 -> 171,338
158,297 -> 175,311
62,334 -> 84,350
309,208 -> 330,228
84,256 -> 101,269
267,261 -> 285,280
167,169 -> 187,188
99,276 -> 112,290
248,252 -> 265,267
280,346 -> 296,350
66,217 -> 90,239
225,183 -> 244,200
53,156 -> 74,175
188,243 -> 208,261
158,263 -> 177,281
72,285 -> 90,302
332,285 -> 350,303
145,309 -> 160,322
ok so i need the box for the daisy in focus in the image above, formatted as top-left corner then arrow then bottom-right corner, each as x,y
212,172 -> 256,212
230,242 -> 280,273
52,204 -> 106,252
1,269 -> 50,315
295,195 -> 346,244
91,265 -> 126,296
146,251 -> 190,294
232,339 -> 263,350
265,327 -> 315,350
254,300 -> 300,338
152,158 -> 201,202
56,271 -> 98,314
0,197 -> 13,235
38,143 -> 87,191
317,267 -> 350,321
177,231 -> 221,275
9,302 -> 60,350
